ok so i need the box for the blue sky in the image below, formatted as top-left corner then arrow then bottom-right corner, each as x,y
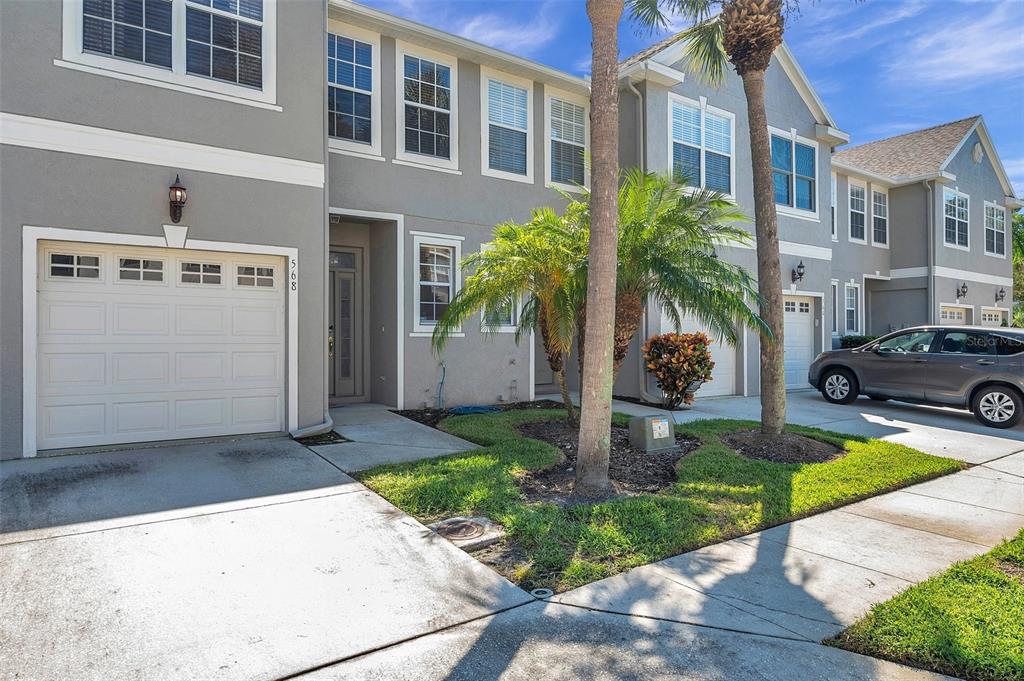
363,0 -> 1024,195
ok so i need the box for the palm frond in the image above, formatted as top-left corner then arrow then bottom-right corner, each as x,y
681,17 -> 727,85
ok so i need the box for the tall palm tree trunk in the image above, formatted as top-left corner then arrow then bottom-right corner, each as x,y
740,69 -> 786,435
575,0 -> 622,497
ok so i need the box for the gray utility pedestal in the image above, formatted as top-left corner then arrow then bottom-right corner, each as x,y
628,415 -> 680,454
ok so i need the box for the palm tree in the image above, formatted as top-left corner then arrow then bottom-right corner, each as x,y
623,0 -> 790,436
576,0 -> 626,497
431,208 -> 586,424
574,169 -> 766,379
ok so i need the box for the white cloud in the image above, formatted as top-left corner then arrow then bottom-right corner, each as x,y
791,0 -> 928,60
457,4 -> 560,56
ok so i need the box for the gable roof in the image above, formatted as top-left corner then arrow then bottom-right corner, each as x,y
619,33 -> 840,130
833,116 -> 1017,198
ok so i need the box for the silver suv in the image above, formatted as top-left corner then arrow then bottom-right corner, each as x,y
808,326 -> 1024,428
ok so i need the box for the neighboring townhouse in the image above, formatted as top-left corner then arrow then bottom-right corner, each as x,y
831,117 -> 1020,338
608,32 -> 852,402
1,0 -> 330,458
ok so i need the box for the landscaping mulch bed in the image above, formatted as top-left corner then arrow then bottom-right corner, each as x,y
515,420 -> 700,500
612,394 -> 685,411
393,399 -> 564,428
998,560 -> 1024,583
721,429 -> 843,464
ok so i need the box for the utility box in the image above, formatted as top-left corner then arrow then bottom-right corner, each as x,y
628,415 -> 679,454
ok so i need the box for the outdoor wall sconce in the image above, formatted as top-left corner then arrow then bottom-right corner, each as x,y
996,287 -> 1006,303
956,282 -> 969,299
168,175 -> 188,224
791,261 -> 805,283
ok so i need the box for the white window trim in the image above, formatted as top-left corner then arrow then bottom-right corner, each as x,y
44,247 -> 106,282
830,279 -> 839,336
769,125 -> 820,222
177,257 -> 225,287
327,21 -> 382,158
115,253 -> 168,286
844,282 -> 862,334
830,172 -> 837,241
233,262 -> 278,290
393,39 -> 459,172
412,233 -> 462,334
870,186 -> 889,250
544,86 -> 590,193
942,187 -> 971,252
480,65 -> 534,184
61,0 -> 278,106
983,201 -> 1007,259
847,177 -> 867,245
667,93 -> 737,200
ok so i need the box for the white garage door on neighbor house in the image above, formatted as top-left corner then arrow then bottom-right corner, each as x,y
783,296 -> 815,389
36,241 -> 286,450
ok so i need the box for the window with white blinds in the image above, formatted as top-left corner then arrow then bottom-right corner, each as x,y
549,97 -> 586,186
670,98 -> 733,194
486,78 -> 530,177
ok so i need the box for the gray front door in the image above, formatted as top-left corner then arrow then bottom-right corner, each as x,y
329,250 -> 362,399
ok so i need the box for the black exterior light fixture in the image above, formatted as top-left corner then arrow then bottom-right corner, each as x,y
956,282 -> 969,299
169,174 -> 187,224
791,260 -> 806,283
996,287 -> 1006,303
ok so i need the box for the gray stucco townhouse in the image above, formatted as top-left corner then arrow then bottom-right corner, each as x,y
1,0 -> 1018,459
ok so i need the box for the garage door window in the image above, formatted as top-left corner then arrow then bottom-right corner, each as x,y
237,265 -> 275,288
119,257 -> 164,282
180,261 -> 222,285
49,253 -> 100,279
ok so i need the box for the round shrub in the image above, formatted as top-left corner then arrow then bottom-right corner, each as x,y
642,332 -> 716,409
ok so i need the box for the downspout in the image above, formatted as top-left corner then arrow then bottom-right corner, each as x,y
923,181 -> 934,324
627,69 -> 662,404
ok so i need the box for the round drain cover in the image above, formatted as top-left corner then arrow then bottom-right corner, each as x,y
436,518 -> 486,540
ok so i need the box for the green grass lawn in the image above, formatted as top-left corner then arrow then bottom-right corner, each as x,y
831,529 -> 1024,681
358,409 -> 963,591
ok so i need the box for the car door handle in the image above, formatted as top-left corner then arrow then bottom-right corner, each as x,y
912,358 -> 928,363
976,359 -> 995,366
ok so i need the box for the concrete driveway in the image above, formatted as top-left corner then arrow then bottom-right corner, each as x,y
0,437 -> 530,681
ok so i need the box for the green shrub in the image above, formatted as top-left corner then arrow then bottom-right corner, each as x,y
642,332 -> 715,408
840,334 -> 879,349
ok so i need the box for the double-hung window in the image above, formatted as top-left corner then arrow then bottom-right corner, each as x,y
399,45 -> 456,166
943,189 -> 969,249
413,234 -> 462,333
68,0 -> 275,104
871,190 -> 888,246
845,284 -> 860,333
849,181 -> 866,242
670,97 -> 734,194
328,32 -> 373,144
830,281 -> 839,336
984,202 -> 1006,257
547,94 -> 587,188
482,68 -> 532,182
770,130 -> 816,215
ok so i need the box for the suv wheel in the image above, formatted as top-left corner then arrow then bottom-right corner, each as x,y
821,368 -> 858,405
972,386 -> 1023,429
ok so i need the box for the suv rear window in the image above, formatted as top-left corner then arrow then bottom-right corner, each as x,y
993,334 -> 1024,356
938,331 -> 993,355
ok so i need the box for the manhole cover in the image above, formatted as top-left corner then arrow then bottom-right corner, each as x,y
435,518 -> 486,541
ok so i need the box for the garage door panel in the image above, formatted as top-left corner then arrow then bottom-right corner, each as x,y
783,297 -> 814,389
37,241 -> 286,450
661,311 -> 737,397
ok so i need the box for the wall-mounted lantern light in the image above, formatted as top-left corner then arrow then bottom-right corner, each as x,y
996,287 -> 1006,303
791,261 -> 805,283
956,282 -> 969,299
169,175 -> 187,224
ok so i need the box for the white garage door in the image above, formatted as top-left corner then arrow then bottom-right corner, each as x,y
37,241 -> 286,450
664,313 -> 737,397
940,305 -> 969,326
783,297 -> 815,389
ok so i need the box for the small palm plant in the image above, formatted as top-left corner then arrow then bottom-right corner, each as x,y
431,207 -> 586,423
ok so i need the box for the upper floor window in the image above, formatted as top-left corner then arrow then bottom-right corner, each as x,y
670,97 -> 733,195
872,190 -> 888,246
403,55 -> 452,159
328,33 -> 372,144
548,96 -> 587,187
66,0 -> 276,106
770,131 -> 816,214
943,189 -> 969,250
482,68 -> 532,182
849,181 -> 866,242
984,202 -> 1006,257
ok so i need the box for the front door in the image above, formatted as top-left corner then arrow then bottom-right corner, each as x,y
329,249 -> 362,400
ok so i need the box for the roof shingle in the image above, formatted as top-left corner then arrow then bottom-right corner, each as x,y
832,116 -> 979,179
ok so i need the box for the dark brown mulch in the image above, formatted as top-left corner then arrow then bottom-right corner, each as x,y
393,400 -> 565,428
998,560 -> 1024,583
295,430 -> 348,446
515,420 -> 700,500
612,394 -> 686,412
720,430 -> 844,464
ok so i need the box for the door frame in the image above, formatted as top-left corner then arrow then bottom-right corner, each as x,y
22,224 -> 300,457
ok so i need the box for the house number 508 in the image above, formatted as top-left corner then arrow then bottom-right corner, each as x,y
290,258 -> 298,291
